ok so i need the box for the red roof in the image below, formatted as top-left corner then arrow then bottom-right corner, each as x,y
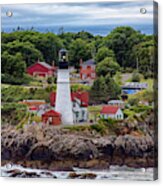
29,106 -> 38,111
71,92 -> 89,107
80,68 -> 96,77
42,110 -> 61,117
50,91 -> 89,107
101,106 -> 119,114
27,61 -> 56,76
37,62 -> 54,70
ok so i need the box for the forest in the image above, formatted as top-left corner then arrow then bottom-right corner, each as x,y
1,26 -> 155,83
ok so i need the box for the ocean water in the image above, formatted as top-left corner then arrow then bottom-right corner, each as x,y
1,164 -> 154,180
2,24 -> 153,36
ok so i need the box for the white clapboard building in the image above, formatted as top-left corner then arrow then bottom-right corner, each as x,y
100,105 -> 124,120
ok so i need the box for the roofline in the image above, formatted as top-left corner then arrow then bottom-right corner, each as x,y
27,61 -> 53,70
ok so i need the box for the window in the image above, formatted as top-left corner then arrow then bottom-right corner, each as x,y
76,111 -> 79,118
91,73 -> 95,78
83,74 -> 86,79
87,65 -> 91,69
73,102 -> 76,107
82,110 -> 85,119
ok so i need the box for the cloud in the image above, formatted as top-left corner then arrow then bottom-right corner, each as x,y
1,1 -> 153,29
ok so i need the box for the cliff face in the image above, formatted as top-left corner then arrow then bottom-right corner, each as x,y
1,119 -> 157,170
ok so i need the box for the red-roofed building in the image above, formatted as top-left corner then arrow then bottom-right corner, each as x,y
19,100 -> 46,113
50,91 -> 89,123
42,110 -> 61,125
27,61 -> 56,77
100,106 -> 124,120
29,105 -> 38,112
71,92 -> 89,107
50,91 -> 89,107
80,59 -> 96,82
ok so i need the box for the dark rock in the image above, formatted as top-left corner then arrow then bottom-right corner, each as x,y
68,172 -> 96,179
6,169 -> 40,178
40,171 -> 53,177
1,122 -> 156,169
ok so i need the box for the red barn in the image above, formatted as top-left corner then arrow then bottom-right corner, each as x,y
80,59 -> 96,81
42,110 -> 61,125
27,61 -> 56,77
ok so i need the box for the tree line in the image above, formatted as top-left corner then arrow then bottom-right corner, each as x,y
1,26 -> 155,85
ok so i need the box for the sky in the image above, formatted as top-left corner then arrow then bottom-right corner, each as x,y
1,1 -> 153,33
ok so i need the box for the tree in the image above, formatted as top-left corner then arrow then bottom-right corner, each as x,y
1,51 -> 32,85
133,40 -> 154,78
69,38 -> 92,68
31,33 -> 63,63
104,74 -> 121,100
96,57 -> 120,77
74,31 -> 94,41
59,32 -> 76,49
2,51 -> 26,77
90,74 -> 121,104
2,31 -> 64,65
131,70 -> 141,82
2,40 -> 43,66
90,76 -> 106,104
105,26 -> 145,68
95,46 -> 115,63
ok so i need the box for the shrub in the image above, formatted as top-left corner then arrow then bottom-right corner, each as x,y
47,77 -> 53,84
128,97 -> 139,106
107,118 -> 117,124
2,73 -> 32,85
131,105 -> 152,113
1,103 -> 27,126
47,77 -> 56,84
131,71 -> 141,82
123,109 -> 135,118
90,123 -> 107,134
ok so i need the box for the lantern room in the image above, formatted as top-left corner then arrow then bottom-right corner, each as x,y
58,49 -> 69,69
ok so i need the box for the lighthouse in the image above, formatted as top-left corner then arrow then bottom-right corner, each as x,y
55,49 -> 74,125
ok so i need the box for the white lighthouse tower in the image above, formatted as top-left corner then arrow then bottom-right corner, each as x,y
55,49 -> 74,125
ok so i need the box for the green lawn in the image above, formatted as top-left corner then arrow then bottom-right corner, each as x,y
88,105 -> 102,121
140,78 -> 153,91
1,83 -> 11,88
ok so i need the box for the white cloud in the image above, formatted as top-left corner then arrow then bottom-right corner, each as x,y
1,2 -> 153,28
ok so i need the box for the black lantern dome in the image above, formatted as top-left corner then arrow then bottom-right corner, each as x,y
58,49 -> 68,69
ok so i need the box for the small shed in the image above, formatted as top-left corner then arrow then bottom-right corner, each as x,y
42,110 -> 61,125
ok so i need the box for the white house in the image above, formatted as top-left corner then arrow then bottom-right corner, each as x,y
100,106 -> 124,120
50,91 -> 89,123
72,98 -> 88,123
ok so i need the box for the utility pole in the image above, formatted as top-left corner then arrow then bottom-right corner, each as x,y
136,57 -> 139,72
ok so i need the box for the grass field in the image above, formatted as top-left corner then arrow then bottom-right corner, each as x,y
88,105 -> 103,121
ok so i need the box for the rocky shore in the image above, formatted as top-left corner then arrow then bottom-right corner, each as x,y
1,122 -> 157,171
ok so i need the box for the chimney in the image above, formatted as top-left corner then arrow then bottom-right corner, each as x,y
79,58 -> 83,65
52,60 -> 55,67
